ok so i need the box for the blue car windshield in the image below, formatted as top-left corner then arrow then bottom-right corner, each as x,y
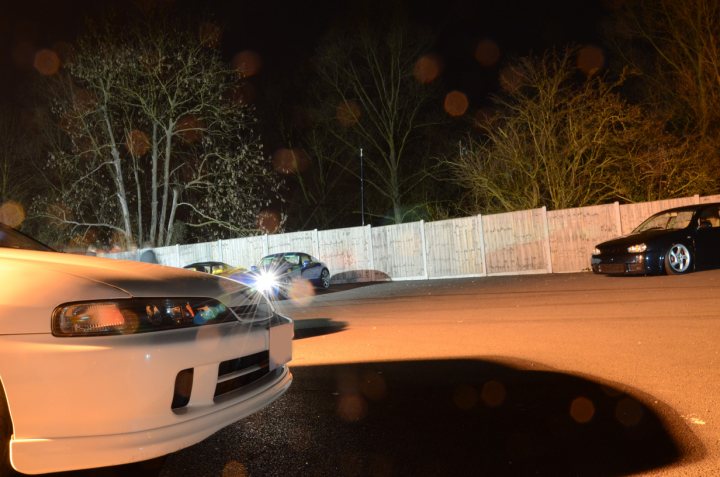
0,224 -> 54,251
633,210 -> 694,233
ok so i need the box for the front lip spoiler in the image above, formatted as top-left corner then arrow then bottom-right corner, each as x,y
10,366 -> 292,475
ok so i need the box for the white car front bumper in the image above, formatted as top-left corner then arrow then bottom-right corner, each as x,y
0,317 -> 292,474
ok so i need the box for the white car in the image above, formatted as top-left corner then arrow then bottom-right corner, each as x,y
0,224 -> 293,475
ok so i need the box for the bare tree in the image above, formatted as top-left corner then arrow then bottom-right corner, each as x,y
450,49 -> 714,214
36,16 -> 282,248
310,22 -> 445,224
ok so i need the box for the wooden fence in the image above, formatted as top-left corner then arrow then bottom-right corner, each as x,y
104,194 -> 720,283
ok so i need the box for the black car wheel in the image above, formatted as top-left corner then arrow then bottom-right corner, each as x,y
320,269 -> 330,289
664,243 -> 692,274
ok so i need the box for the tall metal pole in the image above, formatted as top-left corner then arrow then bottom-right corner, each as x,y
360,147 -> 365,226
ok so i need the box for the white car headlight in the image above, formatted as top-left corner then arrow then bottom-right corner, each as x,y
627,243 -> 647,253
52,298 -> 240,337
255,270 -> 280,293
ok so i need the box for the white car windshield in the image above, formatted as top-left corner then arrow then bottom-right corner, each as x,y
633,210 -> 694,233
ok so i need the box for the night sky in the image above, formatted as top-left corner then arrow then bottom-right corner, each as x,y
0,0 -> 609,109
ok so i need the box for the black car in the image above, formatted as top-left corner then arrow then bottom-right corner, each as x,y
591,203 -> 720,275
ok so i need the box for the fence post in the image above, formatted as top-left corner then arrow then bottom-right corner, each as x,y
366,224 -> 374,280
420,220 -> 429,279
263,234 -> 269,256
217,239 -> 223,262
477,214 -> 487,276
542,206 -> 553,274
694,194 -> 701,204
313,229 -> 320,258
175,244 -> 181,267
613,201 -> 623,235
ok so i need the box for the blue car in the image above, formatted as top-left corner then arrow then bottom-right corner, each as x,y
231,252 -> 331,298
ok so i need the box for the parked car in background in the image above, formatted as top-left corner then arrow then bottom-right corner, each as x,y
0,223 -> 292,475
591,203 -> 720,275
230,252 -> 331,298
183,260 -> 244,276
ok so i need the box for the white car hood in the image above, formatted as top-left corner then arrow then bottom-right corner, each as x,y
0,249 -> 247,335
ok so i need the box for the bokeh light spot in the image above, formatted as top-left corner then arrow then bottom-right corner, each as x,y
443,91 -> 469,117
336,100 -> 361,127
361,371 -> 387,401
577,45 -> 605,77
221,460 -> 249,477
126,129 -> 150,157
499,65 -> 523,93
33,49 -> 61,76
570,396 -> 595,424
288,278 -> 315,307
272,148 -> 310,174
615,397 -> 644,427
337,393 -> 367,422
453,384 -> 479,410
229,82 -> 257,105
176,115 -> 204,143
474,39 -> 501,67
413,54 -> 442,84
199,22 -> 222,48
232,50 -> 262,78
257,209 -> 281,234
480,380 -> 506,407
0,201 -> 26,228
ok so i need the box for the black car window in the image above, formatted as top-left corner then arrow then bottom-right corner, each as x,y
300,253 -> 311,264
634,210 -> 693,233
0,224 -> 53,251
698,207 -> 720,228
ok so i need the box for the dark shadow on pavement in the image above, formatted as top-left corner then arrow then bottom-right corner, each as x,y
160,359 -> 704,477
293,318 -> 348,340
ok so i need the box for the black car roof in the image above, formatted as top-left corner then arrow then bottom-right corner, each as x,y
651,202 -> 720,214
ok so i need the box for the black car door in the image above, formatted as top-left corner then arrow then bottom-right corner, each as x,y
694,205 -> 720,268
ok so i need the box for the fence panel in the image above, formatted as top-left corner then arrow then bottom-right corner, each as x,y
700,194 -> 720,204
482,208 -> 549,275
317,226 -> 374,283
547,203 -> 620,272
267,230 -> 315,256
372,222 -> 425,279
425,216 -> 485,278
619,196 -> 699,234
219,235 -> 267,269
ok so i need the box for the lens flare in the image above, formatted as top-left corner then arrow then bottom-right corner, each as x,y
257,209 -> 281,234
337,393 -> 367,422
615,397 -> 644,427
570,396 -> 595,424
474,39 -> 501,67
176,115 -> 204,144
0,201 -> 26,227
413,54 -> 442,84
272,148 -> 310,174
199,22 -> 222,48
287,279 -> 315,307
443,91 -> 469,117
577,45 -> 605,77
336,100 -> 361,127
126,129 -> 150,156
232,50 -> 262,78
480,380 -> 506,407
221,460 -> 249,477
33,49 -> 61,76
499,65 -> 524,93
